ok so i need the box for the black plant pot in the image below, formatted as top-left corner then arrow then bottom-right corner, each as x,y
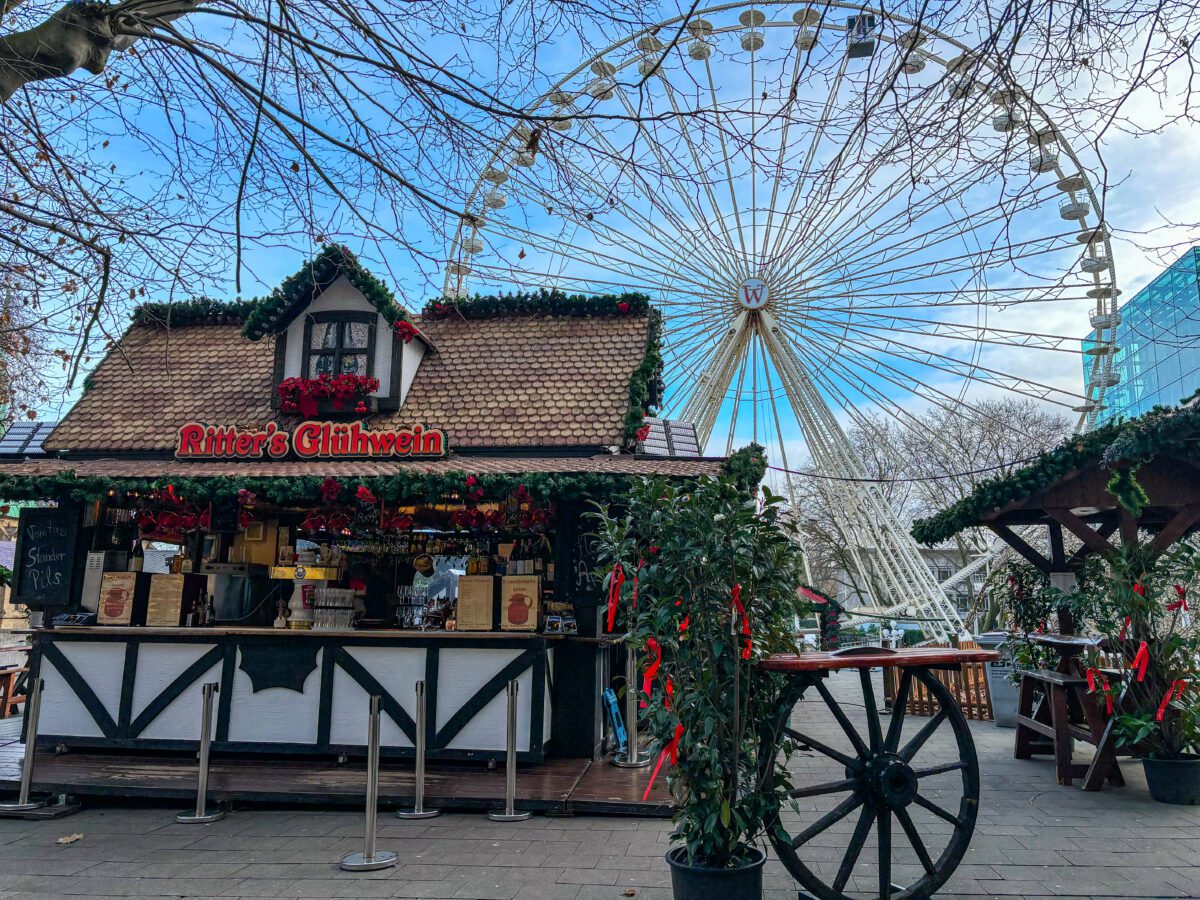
666,846 -> 766,900
1142,756 -> 1200,805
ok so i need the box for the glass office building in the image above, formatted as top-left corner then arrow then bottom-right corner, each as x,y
1085,246 -> 1200,423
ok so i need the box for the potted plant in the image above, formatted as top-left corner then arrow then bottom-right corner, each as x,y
1086,543 -> 1200,804
982,558 -> 1106,728
589,459 -> 810,899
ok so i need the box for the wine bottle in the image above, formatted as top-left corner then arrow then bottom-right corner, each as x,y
128,538 -> 144,573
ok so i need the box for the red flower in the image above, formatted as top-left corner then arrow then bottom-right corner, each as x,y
356,485 -> 377,504
617,301 -> 630,314
635,424 -> 651,442
394,320 -> 421,344
466,476 -> 478,487
319,477 -> 342,503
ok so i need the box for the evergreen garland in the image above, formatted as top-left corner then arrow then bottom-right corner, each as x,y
423,288 -> 651,319
241,244 -> 410,341
131,297 -> 258,328
0,468 -> 700,508
911,400 -> 1200,545
622,309 -> 663,449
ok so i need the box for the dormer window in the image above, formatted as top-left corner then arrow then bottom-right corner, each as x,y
305,312 -> 376,379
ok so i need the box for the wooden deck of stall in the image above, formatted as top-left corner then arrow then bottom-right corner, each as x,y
0,739 -> 671,817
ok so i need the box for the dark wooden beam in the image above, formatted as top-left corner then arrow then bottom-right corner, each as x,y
988,523 -> 1052,572
1120,508 -> 1139,546
1046,508 -> 1117,559
1048,521 -> 1067,569
1066,519 -> 1117,567
1148,504 -> 1200,558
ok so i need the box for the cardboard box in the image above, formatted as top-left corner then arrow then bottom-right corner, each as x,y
500,575 -> 539,631
456,576 -> 495,631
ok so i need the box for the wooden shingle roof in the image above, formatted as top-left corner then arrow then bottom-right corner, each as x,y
45,312 -> 654,454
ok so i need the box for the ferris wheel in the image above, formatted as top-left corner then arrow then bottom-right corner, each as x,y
442,1 -> 1121,643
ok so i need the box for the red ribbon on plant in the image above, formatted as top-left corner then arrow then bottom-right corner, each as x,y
1086,667 -> 1113,715
1168,585 -> 1189,612
731,583 -> 751,660
1119,615 -> 1132,641
605,564 -> 626,632
1131,641 -> 1150,682
1156,680 -> 1188,721
640,638 -> 661,709
642,678 -> 683,801
1133,583 -> 1145,596
631,560 -> 644,609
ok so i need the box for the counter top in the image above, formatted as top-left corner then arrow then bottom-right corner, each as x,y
32,626 -> 573,640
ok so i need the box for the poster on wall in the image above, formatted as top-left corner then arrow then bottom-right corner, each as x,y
500,575 -> 539,631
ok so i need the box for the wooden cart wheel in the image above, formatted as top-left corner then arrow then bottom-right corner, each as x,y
763,667 -> 980,900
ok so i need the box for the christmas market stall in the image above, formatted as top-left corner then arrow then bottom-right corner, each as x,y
0,246 -> 720,806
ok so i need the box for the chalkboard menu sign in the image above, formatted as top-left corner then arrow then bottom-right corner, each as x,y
13,505 -> 82,608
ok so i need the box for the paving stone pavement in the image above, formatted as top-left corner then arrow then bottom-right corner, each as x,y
0,669 -> 1197,900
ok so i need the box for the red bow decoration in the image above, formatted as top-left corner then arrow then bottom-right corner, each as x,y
642,678 -> 683,801
301,511 -> 327,532
731,583 -> 751,660
355,485 -> 377,504
640,638 -> 661,709
606,564 -> 626,632
799,586 -> 827,605
1086,667 -> 1114,716
1131,641 -> 1150,682
1168,585 -> 1189,612
635,424 -> 650,443
617,300 -> 631,314
1157,680 -> 1188,721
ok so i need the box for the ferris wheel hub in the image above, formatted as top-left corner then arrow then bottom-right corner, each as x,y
738,277 -> 771,310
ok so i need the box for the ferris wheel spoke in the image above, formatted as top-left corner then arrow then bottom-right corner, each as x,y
607,84 -> 750,285
496,161 -> 733,292
657,59 -> 748,266
768,65 -> 971,268
764,53 -> 853,266
699,55 -> 753,274
679,310 -> 753,442
803,307 -> 1087,353
778,94 -> 1018,280
800,227 -> 1082,303
801,182 -> 1069,292
796,316 -> 1086,407
551,106 -> 740,283
477,213 -> 724,299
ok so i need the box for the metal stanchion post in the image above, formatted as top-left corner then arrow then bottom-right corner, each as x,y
341,695 -> 398,871
487,680 -> 531,822
397,680 -> 439,819
176,682 -> 225,824
612,645 -> 650,768
0,678 -> 47,812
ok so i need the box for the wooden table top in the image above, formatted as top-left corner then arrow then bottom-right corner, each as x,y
759,647 -> 1000,672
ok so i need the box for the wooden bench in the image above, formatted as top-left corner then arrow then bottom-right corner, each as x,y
0,666 -> 27,719
1014,666 -> 1123,789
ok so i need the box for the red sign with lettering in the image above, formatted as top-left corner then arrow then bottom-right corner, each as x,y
175,422 -> 447,460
